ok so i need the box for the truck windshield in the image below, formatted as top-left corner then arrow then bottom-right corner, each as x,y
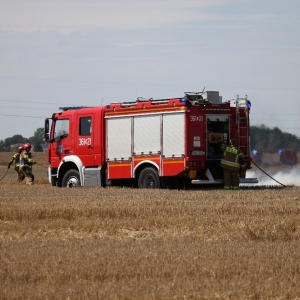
54,119 -> 69,140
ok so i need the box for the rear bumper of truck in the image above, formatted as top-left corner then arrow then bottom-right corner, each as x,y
191,169 -> 258,185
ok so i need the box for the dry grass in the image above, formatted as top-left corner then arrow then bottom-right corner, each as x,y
1,160 -> 300,299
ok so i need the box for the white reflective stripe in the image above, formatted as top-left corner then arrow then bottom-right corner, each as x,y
221,159 -> 240,167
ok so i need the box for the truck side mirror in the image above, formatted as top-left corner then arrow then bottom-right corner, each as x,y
44,119 -> 50,142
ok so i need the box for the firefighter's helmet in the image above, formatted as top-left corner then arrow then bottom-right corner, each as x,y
23,143 -> 32,151
18,145 -> 23,153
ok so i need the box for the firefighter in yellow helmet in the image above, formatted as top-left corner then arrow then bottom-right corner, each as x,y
19,143 -> 36,185
7,145 -> 26,182
219,138 -> 246,190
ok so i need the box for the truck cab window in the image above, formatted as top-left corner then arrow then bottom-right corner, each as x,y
80,117 -> 92,136
54,119 -> 69,140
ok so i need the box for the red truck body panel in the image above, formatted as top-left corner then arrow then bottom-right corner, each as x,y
45,92 -> 256,187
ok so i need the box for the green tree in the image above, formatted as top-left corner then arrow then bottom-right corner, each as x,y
250,124 -> 300,152
0,135 -> 26,152
29,127 -> 45,152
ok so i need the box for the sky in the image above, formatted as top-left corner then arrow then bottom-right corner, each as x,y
0,0 -> 300,141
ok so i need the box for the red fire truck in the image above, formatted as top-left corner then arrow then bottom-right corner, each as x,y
44,91 -> 258,188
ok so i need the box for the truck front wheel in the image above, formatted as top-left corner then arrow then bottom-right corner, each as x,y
62,170 -> 81,188
138,167 -> 160,189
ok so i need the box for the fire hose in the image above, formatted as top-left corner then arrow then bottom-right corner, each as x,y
0,168 -> 9,182
35,162 -> 48,169
251,159 -> 287,188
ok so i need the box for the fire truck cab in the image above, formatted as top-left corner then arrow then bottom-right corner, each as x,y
44,91 -> 258,188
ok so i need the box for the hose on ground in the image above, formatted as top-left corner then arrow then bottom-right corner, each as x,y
251,159 -> 287,188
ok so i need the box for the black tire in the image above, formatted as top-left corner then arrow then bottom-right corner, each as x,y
138,167 -> 160,189
62,170 -> 81,188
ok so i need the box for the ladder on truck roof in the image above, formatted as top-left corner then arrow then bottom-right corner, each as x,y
59,106 -> 93,111
236,95 -> 250,156
110,97 -> 174,108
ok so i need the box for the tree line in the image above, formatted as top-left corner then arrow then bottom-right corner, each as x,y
1,124 -> 299,153
250,125 -> 300,152
0,128 -> 45,152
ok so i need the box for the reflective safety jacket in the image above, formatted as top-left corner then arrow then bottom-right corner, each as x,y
9,153 -> 21,166
20,151 -> 36,166
220,144 -> 246,171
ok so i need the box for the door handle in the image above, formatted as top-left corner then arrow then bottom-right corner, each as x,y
88,145 -> 94,149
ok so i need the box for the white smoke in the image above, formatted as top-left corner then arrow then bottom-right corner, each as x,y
243,165 -> 300,187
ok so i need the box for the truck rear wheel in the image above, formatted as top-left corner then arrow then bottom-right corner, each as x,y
62,170 -> 81,188
138,167 -> 160,189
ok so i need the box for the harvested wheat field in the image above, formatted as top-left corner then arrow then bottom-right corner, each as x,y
1,153 -> 300,299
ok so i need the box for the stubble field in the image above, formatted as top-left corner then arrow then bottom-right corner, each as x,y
1,152 -> 300,299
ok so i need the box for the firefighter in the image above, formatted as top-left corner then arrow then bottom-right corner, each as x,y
23,142 -> 32,156
219,138 -> 246,190
19,143 -> 36,185
7,145 -> 26,182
